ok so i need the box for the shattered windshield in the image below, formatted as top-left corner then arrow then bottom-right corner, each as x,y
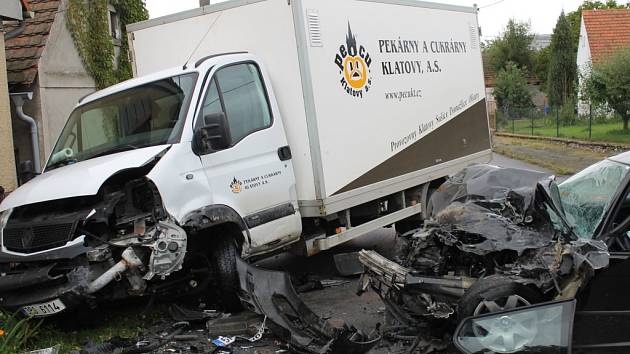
46,73 -> 197,171
558,159 -> 630,239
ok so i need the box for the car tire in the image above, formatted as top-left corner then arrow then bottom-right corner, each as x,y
457,275 -> 543,321
211,235 -> 242,312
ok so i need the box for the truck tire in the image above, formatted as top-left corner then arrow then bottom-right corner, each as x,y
211,235 -> 242,312
458,276 -> 543,320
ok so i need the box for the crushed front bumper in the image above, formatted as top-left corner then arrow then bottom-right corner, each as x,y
0,255 -> 110,315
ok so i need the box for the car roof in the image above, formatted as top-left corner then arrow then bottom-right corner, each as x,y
608,150 -> 630,165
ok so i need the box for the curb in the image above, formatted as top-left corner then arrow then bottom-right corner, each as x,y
493,132 -> 630,151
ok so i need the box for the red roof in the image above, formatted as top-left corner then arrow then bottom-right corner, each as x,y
583,9 -> 630,65
4,0 -> 60,87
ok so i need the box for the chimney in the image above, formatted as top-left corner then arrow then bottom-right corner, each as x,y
200,0 -> 210,6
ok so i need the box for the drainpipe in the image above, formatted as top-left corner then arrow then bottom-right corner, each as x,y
10,92 -> 40,174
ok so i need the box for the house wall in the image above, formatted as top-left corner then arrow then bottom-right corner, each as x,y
577,16 -> 592,116
0,35 -> 17,191
37,0 -> 95,160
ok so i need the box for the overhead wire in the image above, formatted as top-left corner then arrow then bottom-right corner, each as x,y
479,0 -> 506,9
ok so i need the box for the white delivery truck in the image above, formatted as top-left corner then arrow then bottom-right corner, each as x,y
0,0 -> 490,316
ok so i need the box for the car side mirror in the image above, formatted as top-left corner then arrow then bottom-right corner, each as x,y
193,112 -> 231,154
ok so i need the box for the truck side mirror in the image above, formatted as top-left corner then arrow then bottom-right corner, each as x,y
19,160 -> 36,185
193,112 -> 231,154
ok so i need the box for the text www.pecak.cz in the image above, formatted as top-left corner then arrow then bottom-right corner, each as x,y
385,88 -> 423,101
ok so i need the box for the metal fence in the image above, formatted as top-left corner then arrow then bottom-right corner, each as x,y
494,105 -> 617,142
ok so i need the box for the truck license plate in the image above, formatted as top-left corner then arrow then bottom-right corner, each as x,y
21,299 -> 66,317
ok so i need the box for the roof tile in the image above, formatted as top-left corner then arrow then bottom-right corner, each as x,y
583,9 -> 630,65
4,0 -> 60,86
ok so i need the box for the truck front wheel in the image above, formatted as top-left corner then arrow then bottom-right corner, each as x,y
211,235 -> 242,312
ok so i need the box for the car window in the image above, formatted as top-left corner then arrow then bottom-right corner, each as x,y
80,106 -> 120,151
558,160 -> 630,238
216,63 -> 271,144
47,73 -> 197,170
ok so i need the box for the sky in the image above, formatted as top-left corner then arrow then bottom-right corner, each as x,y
144,0 -> 586,40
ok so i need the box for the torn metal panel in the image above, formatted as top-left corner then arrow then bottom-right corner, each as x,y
235,256 -> 381,354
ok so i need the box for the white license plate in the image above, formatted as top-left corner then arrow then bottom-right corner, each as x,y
21,299 -> 66,317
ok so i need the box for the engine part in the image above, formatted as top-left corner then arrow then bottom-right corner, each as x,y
143,221 -> 187,280
86,245 -> 112,262
86,247 -> 143,294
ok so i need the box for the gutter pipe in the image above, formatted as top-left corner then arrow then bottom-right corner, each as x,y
10,92 -> 40,174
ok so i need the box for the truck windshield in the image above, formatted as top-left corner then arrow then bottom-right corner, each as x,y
46,73 -> 197,171
558,159 -> 630,238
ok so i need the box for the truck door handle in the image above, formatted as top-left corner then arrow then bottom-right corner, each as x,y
278,146 -> 292,161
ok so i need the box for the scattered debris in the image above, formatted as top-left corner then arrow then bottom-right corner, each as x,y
295,276 -> 351,293
211,336 -> 236,347
206,312 -> 264,337
21,346 -> 60,354
169,304 -> 221,323
333,252 -> 364,276
236,256 -> 381,353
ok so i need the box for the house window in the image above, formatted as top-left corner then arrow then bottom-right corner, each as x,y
108,5 -> 121,40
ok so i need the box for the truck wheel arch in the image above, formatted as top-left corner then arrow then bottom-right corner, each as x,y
182,205 -> 250,246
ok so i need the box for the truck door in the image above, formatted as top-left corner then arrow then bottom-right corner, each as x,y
194,60 -> 301,253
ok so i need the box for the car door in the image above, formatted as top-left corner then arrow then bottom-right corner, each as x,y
194,61 -> 301,254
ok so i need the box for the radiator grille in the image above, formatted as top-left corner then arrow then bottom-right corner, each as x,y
3,222 -> 77,253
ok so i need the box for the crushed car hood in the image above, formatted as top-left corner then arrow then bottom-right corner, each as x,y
427,164 -> 558,255
0,145 -> 170,212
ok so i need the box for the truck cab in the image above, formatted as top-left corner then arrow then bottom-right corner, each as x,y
0,54 -> 302,315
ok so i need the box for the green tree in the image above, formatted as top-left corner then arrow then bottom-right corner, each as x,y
533,46 -> 551,91
485,19 -> 535,73
583,45 -> 630,130
493,62 -> 534,114
548,11 -> 577,107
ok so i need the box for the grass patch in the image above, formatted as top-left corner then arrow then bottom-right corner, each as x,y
499,119 -> 630,145
22,301 -> 166,353
0,312 -> 43,353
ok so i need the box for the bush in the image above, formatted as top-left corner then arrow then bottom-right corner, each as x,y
559,99 -> 577,125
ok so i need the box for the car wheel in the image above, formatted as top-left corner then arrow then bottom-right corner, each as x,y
211,235 -> 242,312
457,276 -> 543,353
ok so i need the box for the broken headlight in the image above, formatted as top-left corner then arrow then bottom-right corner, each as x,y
454,300 -> 575,354
0,209 -> 12,236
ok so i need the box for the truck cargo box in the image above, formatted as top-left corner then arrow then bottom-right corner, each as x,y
128,0 -> 491,216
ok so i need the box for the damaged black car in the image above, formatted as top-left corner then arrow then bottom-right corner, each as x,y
361,152 -> 630,353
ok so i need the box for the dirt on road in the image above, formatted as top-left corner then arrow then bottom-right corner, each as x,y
492,135 -> 614,175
